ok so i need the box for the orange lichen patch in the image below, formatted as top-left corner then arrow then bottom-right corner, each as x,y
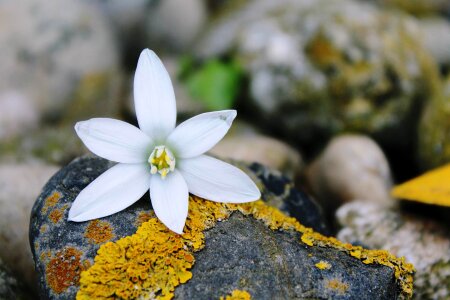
392,164 -> 450,206
220,290 -> 251,300
135,211 -> 155,227
49,209 -> 64,224
84,220 -> 115,244
326,278 -> 349,295
78,197 -> 414,299
42,191 -> 62,214
315,260 -> 332,270
40,224 -> 48,233
46,247 -> 85,294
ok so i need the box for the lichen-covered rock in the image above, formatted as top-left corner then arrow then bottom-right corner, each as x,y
337,201 -> 450,299
366,0 -> 450,17
306,135 -> 393,214
197,0 -> 441,149
418,75 -> 450,169
0,163 -> 59,290
419,18 -> 450,68
0,257 -> 34,300
30,156 -> 332,299
0,0 -> 121,127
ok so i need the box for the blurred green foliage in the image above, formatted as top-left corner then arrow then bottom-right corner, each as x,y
179,57 -> 243,110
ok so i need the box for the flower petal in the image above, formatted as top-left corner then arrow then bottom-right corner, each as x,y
75,118 -> 153,163
68,163 -> 150,222
150,170 -> 188,234
167,110 -> 237,158
178,155 -> 261,203
134,49 -> 176,140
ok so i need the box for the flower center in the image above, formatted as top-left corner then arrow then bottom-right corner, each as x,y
148,145 -> 176,179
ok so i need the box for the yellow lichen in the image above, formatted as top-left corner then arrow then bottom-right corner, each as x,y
84,220 -> 115,244
220,290 -> 251,300
392,163 -> 450,206
42,191 -> 61,214
315,260 -> 332,270
77,197 -> 414,299
326,278 -> 349,295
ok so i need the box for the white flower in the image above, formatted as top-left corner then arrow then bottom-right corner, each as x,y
68,49 -> 261,234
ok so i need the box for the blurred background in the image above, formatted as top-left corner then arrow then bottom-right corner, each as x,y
0,0 -> 449,297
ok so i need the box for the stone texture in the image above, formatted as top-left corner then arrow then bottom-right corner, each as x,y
0,257 -> 34,300
174,213 -> 397,299
0,163 -> 59,290
0,0 -> 120,124
30,156 -> 328,299
337,201 -> 450,299
306,135 -> 393,214
197,0 -> 441,150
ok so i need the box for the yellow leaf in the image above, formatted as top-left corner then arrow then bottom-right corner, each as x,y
391,164 -> 450,206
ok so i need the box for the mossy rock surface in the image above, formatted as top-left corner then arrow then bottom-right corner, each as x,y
30,156 -> 412,299
197,0 -> 441,152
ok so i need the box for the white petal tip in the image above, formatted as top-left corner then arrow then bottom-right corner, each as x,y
222,110 -> 237,125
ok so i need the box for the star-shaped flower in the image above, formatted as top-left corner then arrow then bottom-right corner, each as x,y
68,49 -> 261,234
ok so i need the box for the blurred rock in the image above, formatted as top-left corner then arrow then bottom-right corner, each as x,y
197,0 -> 441,150
418,75 -> 450,169
368,0 -> 450,17
419,18 -> 450,68
211,131 -> 303,179
0,125 -> 86,165
0,0 -> 120,124
0,91 -> 39,141
0,163 -> 59,290
306,135 -> 393,213
145,0 -> 207,53
0,257 -> 34,300
337,201 -> 450,299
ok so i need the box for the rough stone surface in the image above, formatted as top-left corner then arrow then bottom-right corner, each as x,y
337,201 -> 450,299
0,163 -> 59,290
0,0 -> 120,121
306,135 -> 393,214
174,213 -> 397,299
197,0 -> 441,150
0,257 -> 34,300
30,156 -> 328,299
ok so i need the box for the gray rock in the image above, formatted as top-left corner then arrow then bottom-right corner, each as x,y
0,257 -> 34,300
174,213 -> 397,299
30,156 -> 330,299
0,0 -> 120,124
306,135 -> 393,214
197,0 -> 441,149
0,163 -> 59,290
337,201 -> 450,299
